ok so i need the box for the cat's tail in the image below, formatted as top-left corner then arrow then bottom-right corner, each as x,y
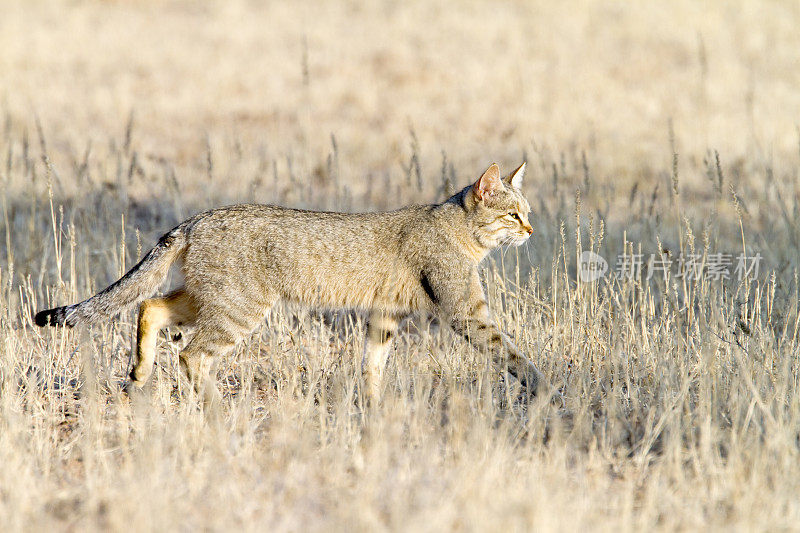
34,224 -> 189,328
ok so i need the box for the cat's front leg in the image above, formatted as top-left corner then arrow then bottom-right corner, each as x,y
449,302 -> 561,404
495,332 -> 547,396
362,311 -> 399,404
449,315 -> 537,389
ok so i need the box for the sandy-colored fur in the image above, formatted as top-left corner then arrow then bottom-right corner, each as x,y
133,289 -> 197,386
36,163 -> 554,410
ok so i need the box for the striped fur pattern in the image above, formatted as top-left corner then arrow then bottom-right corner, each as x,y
35,162 -> 555,410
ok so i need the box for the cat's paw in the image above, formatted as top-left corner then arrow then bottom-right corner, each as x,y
547,388 -> 566,409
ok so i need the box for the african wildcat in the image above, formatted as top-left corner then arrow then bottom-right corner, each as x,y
35,163 -> 554,410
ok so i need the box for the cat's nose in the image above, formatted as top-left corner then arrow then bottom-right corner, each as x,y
525,225 -> 533,235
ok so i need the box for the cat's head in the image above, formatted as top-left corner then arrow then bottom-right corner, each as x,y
463,163 -> 533,249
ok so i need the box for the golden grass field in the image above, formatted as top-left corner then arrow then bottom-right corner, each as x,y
2,0 -> 800,530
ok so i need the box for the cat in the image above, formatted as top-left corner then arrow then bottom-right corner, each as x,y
35,162 -> 557,411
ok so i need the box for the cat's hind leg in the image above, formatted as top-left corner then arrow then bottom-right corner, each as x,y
130,288 -> 197,387
362,311 -> 399,404
178,297 -> 275,416
177,327 -> 233,416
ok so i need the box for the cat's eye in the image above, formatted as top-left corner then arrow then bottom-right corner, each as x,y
508,212 -> 522,221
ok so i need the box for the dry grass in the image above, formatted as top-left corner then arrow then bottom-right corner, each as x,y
2,0 -> 800,530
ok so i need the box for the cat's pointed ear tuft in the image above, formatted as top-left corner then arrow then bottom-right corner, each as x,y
504,162 -> 526,189
472,163 -> 503,201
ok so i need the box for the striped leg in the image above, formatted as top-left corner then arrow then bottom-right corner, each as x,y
450,299 -> 547,397
362,311 -> 399,403
420,268 -> 559,404
131,288 -> 197,387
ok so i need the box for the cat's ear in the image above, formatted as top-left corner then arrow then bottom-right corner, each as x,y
472,163 -> 503,202
503,162 -> 526,189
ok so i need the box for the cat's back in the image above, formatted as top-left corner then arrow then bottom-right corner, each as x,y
182,202 -> 454,269
188,202 -> 433,244
179,202 -> 469,311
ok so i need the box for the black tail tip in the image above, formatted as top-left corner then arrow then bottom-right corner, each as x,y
34,308 -> 70,327
34,309 -> 52,327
